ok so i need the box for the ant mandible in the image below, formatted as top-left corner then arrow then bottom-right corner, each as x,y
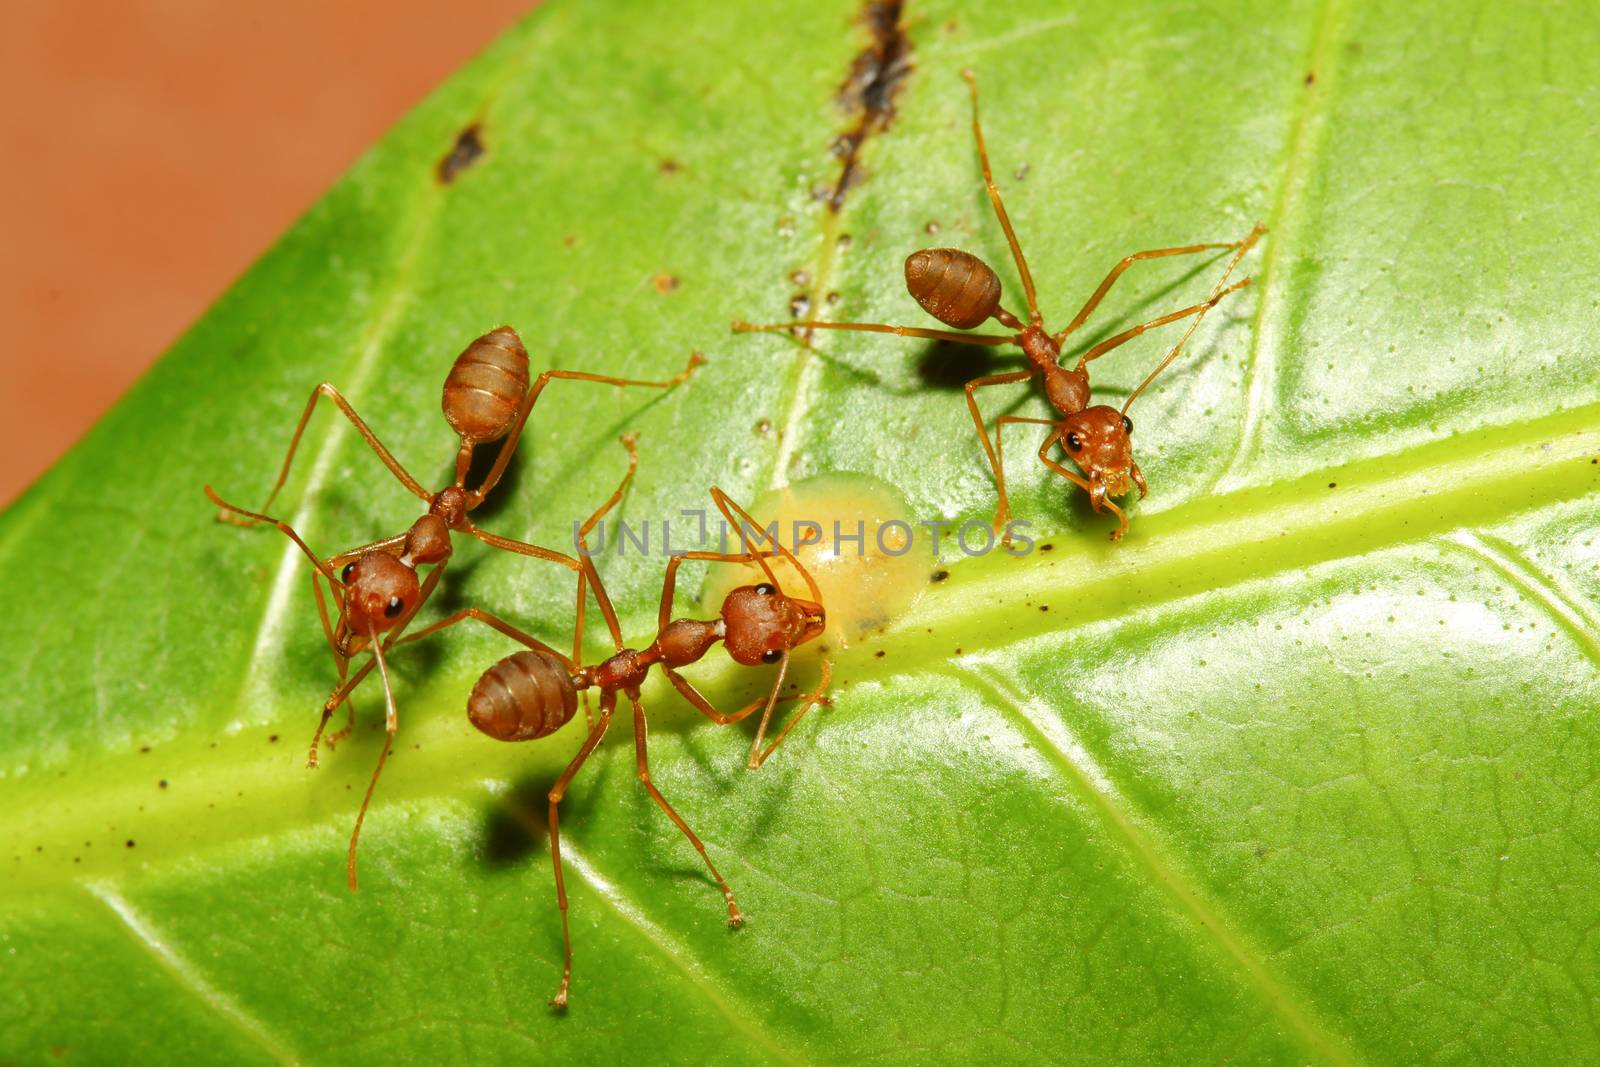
206,326 -> 700,888
377,487 -> 830,1007
735,71 -> 1264,541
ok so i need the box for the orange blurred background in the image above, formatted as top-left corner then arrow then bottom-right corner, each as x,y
0,1 -> 533,507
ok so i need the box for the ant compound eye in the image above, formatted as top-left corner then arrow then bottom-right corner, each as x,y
1066,432 -> 1084,452
1122,415 -> 1133,436
341,562 -> 355,583
761,649 -> 783,664
755,583 -> 776,596
385,596 -> 405,618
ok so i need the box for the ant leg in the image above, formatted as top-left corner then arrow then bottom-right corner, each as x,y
223,384 -> 429,525
663,660 -> 836,769
548,690 -> 615,1010
325,534 -> 408,567
662,667 -> 788,725
323,697 -> 358,752
656,550 -> 784,632
1121,225 -> 1265,413
961,69 -> 1040,325
307,569 -> 355,767
963,371 -> 1036,538
571,434 -> 640,674
628,690 -> 744,926
994,415 -> 1062,544
1034,431 -> 1127,540
732,319 -> 1014,347
1034,428 -> 1093,495
466,352 -> 702,505
381,607 -> 568,661
1074,279 -> 1251,370
463,523 -> 582,572
748,659 -> 833,769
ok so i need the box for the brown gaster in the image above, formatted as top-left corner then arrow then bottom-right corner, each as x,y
206,327 -> 700,890
377,488 -> 830,1008
734,70 -> 1264,541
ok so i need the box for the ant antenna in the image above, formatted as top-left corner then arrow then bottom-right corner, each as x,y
205,485 -> 343,587
709,488 -> 825,605
347,619 -> 398,892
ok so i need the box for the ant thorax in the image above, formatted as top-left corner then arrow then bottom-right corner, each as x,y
1043,364 -> 1091,416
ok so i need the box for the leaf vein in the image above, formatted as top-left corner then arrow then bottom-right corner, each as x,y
1438,529 -> 1600,667
946,661 -> 1367,1067
85,881 -> 301,1065
1213,0 -> 1346,493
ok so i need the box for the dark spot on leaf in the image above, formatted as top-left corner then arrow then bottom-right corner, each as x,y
1039,543 -> 1054,552
1304,71 -> 1316,86
125,840 -> 135,848
659,157 -> 682,174
562,234 -> 578,248
828,1 -> 913,212
158,780 -> 168,789
268,734 -> 279,743
1328,481 -> 1338,488
1039,604 -> 1050,612
931,569 -> 949,583
754,418 -> 773,436
875,650 -> 886,658
654,273 -> 680,293
791,269 -> 812,287
790,293 -> 812,318
437,123 -> 485,183
925,220 -> 940,234
139,746 -> 150,754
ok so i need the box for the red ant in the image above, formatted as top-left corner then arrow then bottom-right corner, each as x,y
206,326 -> 700,889
735,71 -> 1264,541
376,488 -> 830,1007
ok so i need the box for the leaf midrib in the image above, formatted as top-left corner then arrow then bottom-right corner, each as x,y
7,399 -> 1595,892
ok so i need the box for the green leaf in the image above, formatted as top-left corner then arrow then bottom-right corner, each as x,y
4,2 -> 1599,1063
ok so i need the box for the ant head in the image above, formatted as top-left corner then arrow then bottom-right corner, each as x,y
1060,405 -> 1138,498
719,583 -> 827,667
706,487 -> 828,668
333,552 -> 420,656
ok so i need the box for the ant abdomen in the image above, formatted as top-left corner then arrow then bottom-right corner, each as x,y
466,649 -> 578,742
904,247 -> 1001,330
442,326 -> 531,443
